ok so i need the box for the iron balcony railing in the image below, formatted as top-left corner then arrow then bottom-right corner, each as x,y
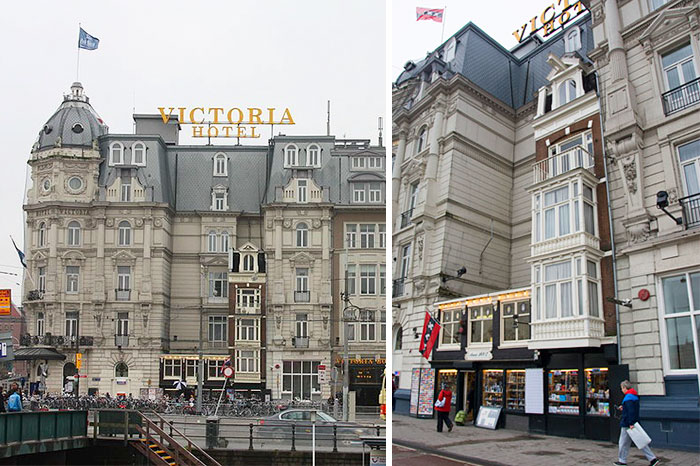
533,145 -> 594,184
294,291 -> 310,303
293,336 -> 309,348
115,335 -> 129,347
392,278 -> 406,298
26,290 -> 44,301
400,208 -> 414,229
662,78 -> 700,115
19,334 -> 94,347
115,289 -> 130,301
679,192 -> 700,229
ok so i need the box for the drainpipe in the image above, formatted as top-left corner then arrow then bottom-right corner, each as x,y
595,72 -> 622,365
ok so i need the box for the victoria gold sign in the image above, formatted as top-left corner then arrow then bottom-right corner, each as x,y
157,106 -> 295,139
513,0 -> 587,43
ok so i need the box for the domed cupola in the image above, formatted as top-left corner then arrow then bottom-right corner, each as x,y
32,82 -> 108,153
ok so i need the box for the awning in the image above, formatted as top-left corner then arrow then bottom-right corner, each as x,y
13,348 -> 67,361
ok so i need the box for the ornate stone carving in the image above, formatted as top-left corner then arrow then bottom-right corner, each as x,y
312,219 -> 321,229
153,218 -> 163,228
622,158 -> 638,194
283,219 -> 292,228
105,218 -> 114,227
416,235 -> 424,265
626,222 -> 651,244
135,218 -> 144,227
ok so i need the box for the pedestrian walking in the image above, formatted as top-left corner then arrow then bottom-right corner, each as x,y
435,382 -> 453,433
0,387 -> 6,413
7,383 -> 23,412
613,380 -> 659,466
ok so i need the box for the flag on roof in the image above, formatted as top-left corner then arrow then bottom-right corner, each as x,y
11,237 -> 26,268
416,7 -> 444,22
78,28 -> 99,50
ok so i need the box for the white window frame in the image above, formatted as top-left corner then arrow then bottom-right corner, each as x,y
296,222 -> 309,247
235,349 -> 260,373
214,152 -> 228,176
208,271 -> 228,299
116,312 -> 129,336
380,264 -> 386,296
118,221 -> 131,246
369,183 -> 382,203
346,264 -> 356,295
359,310 -> 377,341
281,361 -> 320,399
440,307 -> 462,348
208,231 -> 218,252
501,299 -> 531,343
650,0 -> 668,10
360,224 -> 376,248
564,27 -> 581,53
399,244 -> 411,279
558,79 -> 577,106
38,222 -> 46,247
678,139 -> 700,197
379,224 -> 386,248
38,266 -> 46,292
211,187 -> 228,211
297,180 -> 308,203
37,312 -> 45,336
444,37 -> 457,63
163,359 -> 182,379
296,313 -> 308,338
236,288 -> 260,311
67,221 -> 81,246
120,183 -> 131,202
307,144 -> 321,167
661,42 -> 697,92
368,157 -> 383,169
285,144 -> 299,167
296,268 -> 309,292
208,359 -> 225,379
66,266 -> 79,293
117,266 -> 131,292
109,142 -> 124,165
132,142 -> 146,166
416,127 -> 427,153
345,224 -> 357,248
236,317 -> 260,341
352,157 -> 366,169
657,270 -> 700,376
220,231 -> 229,252
242,254 -> 255,272
468,304 -> 493,346
360,264 -> 377,295
65,311 -> 78,337
353,184 -> 366,203
208,315 -> 228,342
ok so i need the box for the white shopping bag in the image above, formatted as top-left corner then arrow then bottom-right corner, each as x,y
627,422 -> 652,449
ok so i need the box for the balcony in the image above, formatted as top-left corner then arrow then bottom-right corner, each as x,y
531,231 -> 600,258
26,290 -> 44,301
392,278 -> 405,298
206,341 -> 227,349
533,146 -> 594,184
679,192 -> 700,229
115,289 -> 130,301
294,291 -> 310,303
662,78 -> 700,115
293,336 -> 309,348
399,208 -> 414,229
528,316 -> 604,350
19,334 -> 93,347
115,335 -> 129,347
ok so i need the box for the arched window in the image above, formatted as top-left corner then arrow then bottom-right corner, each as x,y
220,231 -> 229,252
132,142 -> 146,166
242,254 -> 255,272
296,222 -> 308,247
416,127 -> 427,153
214,153 -> 227,176
558,79 -> 577,106
109,142 -> 124,165
67,221 -> 81,246
38,222 -> 46,247
208,231 -> 218,252
564,28 -> 581,53
285,144 -> 298,167
118,221 -> 131,246
115,362 -> 129,378
394,327 -> 403,351
307,145 -> 320,167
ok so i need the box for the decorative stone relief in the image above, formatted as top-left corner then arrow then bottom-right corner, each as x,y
416,235 -> 424,266
283,219 -> 292,228
154,218 -> 163,228
105,218 -> 114,227
622,157 -> 638,194
312,219 -> 321,229
135,218 -> 144,227
626,222 -> 651,244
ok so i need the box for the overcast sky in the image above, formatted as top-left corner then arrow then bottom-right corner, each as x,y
392,0 -> 578,80
0,0 -> 386,303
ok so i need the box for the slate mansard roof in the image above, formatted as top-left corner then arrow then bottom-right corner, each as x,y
395,14 -> 593,110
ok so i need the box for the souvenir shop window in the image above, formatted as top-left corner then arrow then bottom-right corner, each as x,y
585,368 -> 610,417
505,370 -> 525,412
469,304 -> 493,344
437,369 -> 458,406
548,369 -> 579,415
482,370 -> 503,408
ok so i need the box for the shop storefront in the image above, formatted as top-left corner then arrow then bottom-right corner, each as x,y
347,358 -> 385,407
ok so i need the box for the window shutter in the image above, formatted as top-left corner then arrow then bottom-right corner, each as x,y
232,251 -> 240,272
258,252 -> 266,273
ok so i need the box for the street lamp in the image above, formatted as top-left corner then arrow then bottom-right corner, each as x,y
341,297 -> 359,422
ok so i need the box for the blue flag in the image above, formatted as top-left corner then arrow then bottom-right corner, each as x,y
78,28 -> 99,50
11,237 -> 26,268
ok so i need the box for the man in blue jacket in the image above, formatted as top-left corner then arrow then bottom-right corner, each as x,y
7,383 -> 22,412
614,380 -> 659,466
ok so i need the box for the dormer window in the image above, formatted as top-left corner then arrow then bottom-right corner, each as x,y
109,142 -> 124,165
132,142 -> 146,166
211,187 -> 228,211
214,153 -> 228,176
242,254 -> 255,272
307,144 -> 320,167
297,180 -> 307,203
444,37 -> 456,63
368,157 -> 383,169
285,144 -> 298,167
564,28 -> 581,53
352,157 -> 366,169
558,79 -> 577,106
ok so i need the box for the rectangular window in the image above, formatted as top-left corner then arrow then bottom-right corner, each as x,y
208,315 -> 227,342
37,312 -> 45,336
380,310 -> 386,341
346,264 -> 356,295
121,184 -> 131,202
469,305 -> 493,344
679,140 -> 700,196
661,272 -> 699,370
296,313 -> 308,337
400,244 -> 411,278
297,180 -> 307,203
482,370 -> 504,407
360,265 -> 376,295
662,43 -> 696,90
353,185 -> 366,203
66,266 -> 79,293
296,268 -> 309,291
352,157 -> 366,169
346,224 -> 357,248
409,183 -> 419,210
185,359 -> 199,379
369,183 -> 381,203
116,312 -> 129,336
502,300 -> 531,342
506,370 -> 526,412
209,272 -> 228,298
208,359 -> 225,379
281,360 -> 320,400
38,267 -> 46,292
360,224 -> 376,248
237,318 -> 259,341
543,261 -> 573,319
440,308 -> 461,345
378,224 -> 386,248
65,311 -> 78,337
236,350 -> 259,373
548,370 -> 580,415
117,266 -> 131,291
164,359 -> 182,378
236,288 -> 260,311
360,310 -> 376,341
379,264 -> 386,296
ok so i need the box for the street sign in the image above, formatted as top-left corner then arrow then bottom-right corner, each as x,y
0,290 -> 11,315
318,365 -> 327,384
76,353 -> 82,369
222,366 -> 234,378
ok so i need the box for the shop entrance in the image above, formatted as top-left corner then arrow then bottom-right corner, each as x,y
463,371 -> 476,421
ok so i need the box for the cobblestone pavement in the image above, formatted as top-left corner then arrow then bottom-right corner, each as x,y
392,414 -> 700,466
393,444 -> 481,465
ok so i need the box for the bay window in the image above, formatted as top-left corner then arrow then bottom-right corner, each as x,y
533,178 -> 597,242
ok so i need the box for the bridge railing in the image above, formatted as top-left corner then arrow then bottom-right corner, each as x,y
0,411 -> 88,458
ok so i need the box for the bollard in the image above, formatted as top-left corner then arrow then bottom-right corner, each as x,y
249,423 -> 254,450
205,416 -> 220,450
376,425 -> 381,437
332,424 -> 338,452
291,423 -> 296,451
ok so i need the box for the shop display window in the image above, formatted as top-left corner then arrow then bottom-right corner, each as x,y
482,370 -> 503,407
585,368 -> 610,417
548,369 -> 579,415
437,369 -> 458,407
505,370 -> 525,412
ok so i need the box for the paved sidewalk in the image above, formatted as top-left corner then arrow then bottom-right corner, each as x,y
393,414 -> 699,466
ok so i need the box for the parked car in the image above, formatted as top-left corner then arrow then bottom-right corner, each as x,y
257,409 -> 368,440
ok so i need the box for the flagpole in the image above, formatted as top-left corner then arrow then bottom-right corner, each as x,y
441,6 -> 447,43
76,23 -> 81,81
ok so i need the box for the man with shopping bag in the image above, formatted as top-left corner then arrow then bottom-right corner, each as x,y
613,380 -> 659,466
